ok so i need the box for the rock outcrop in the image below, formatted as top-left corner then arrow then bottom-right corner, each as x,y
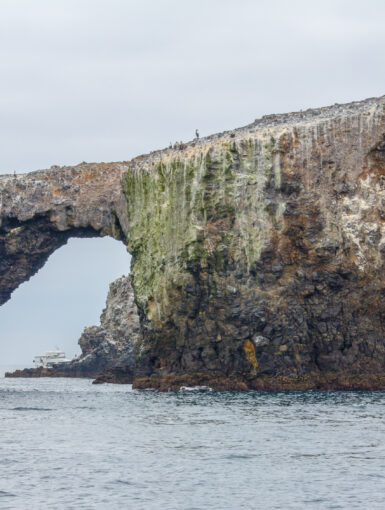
75,275 -> 141,381
2,96 -> 385,390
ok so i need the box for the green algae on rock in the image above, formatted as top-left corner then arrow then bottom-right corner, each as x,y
124,135 -> 287,385
124,96 -> 385,390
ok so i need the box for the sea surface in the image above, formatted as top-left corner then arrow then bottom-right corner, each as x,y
1,368 -> 385,509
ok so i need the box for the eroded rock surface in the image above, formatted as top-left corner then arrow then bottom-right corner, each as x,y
125,96 -> 385,390
0,162 -> 129,304
75,275 -> 141,381
2,96 -> 385,390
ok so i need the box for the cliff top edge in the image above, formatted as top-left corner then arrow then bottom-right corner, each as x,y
2,94 -> 384,178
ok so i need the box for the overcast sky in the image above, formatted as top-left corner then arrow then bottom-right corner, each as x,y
1,0 -> 385,364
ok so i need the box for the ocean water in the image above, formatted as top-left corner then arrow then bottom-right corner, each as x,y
1,371 -> 385,509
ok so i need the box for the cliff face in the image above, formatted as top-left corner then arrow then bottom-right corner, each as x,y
2,96 -> 385,390
125,96 -> 385,390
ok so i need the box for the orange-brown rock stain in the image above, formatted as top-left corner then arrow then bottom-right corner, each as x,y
244,339 -> 258,373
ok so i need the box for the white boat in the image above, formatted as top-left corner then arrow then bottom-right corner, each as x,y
33,349 -> 71,368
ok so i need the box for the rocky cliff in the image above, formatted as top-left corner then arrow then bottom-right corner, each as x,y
76,275 -> 141,382
2,96 -> 385,390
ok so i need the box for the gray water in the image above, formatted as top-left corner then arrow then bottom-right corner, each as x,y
1,372 -> 385,510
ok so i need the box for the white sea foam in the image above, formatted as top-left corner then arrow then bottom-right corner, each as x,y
179,385 -> 213,392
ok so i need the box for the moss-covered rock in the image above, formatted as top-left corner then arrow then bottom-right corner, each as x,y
123,96 -> 385,390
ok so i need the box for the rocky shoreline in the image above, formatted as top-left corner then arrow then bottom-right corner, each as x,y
4,366 -> 101,379
132,373 -> 385,392
8,368 -> 385,392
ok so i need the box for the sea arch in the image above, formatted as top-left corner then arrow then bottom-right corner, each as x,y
2,96 -> 385,390
0,236 -> 131,366
0,162 -> 130,305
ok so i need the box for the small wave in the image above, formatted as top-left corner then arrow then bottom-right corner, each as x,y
0,491 -> 16,497
11,407 -> 52,411
179,386 -> 213,392
115,479 -> 134,486
224,454 -> 257,460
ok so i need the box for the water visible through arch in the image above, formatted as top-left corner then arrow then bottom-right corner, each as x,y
0,237 -> 130,368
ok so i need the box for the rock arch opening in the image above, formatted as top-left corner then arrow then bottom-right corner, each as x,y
0,162 -> 139,379
0,237 -> 131,367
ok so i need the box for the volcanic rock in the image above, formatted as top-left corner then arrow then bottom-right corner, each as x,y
3,96 -> 385,390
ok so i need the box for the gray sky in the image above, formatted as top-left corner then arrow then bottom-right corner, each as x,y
1,0 -> 384,363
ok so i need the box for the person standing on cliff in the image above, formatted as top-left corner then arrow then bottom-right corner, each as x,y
195,129 -> 199,139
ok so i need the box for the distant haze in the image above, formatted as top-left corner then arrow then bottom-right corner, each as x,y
1,0 -> 384,363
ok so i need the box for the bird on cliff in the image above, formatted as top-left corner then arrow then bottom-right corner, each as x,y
195,129 -> 200,139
